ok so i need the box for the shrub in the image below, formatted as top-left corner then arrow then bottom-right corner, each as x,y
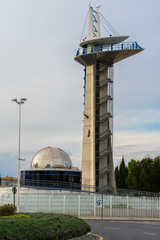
1,214 -> 31,219
0,213 -> 91,240
0,204 -> 17,216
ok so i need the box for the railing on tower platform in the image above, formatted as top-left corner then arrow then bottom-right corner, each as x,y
76,42 -> 142,56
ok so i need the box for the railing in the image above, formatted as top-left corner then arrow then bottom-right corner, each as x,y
99,95 -> 112,104
98,78 -> 113,88
1,180 -> 160,198
98,130 -> 111,140
76,41 -> 142,57
116,188 -> 160,198
100,112 -> 112,121
0,185 -> 160,218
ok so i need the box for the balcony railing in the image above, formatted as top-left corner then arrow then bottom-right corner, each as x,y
76,41 -> 142,57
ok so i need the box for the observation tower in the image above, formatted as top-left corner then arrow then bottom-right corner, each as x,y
74,5 -> 143,192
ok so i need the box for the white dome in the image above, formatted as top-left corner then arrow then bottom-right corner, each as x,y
30,147 -> 72,169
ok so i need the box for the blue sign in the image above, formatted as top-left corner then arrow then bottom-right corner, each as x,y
97,200 -> 102,208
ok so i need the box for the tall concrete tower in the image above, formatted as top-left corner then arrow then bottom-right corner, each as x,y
75,5 -> 143,193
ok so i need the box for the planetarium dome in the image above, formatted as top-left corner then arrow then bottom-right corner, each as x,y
30,147 -> 72,169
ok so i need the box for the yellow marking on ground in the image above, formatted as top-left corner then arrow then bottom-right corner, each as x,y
92,233 -> 103,240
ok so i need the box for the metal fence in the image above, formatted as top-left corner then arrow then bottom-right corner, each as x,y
20,180 -> 160,198
0,187 -> 160,219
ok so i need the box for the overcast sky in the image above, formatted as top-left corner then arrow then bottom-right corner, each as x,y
0,0 -> 160,177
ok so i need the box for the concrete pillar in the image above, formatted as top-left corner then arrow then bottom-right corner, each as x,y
82,65 -> 96,188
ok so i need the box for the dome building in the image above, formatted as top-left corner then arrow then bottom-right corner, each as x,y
21,147 -> 81,190
30,147 -> 73,169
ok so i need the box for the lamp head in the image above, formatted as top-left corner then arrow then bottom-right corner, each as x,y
21,98 -> 27,102
12,98 -> 17,102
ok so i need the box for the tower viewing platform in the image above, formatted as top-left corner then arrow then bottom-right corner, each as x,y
75,41 -> 143,66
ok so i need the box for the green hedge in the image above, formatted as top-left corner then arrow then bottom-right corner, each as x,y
0,213 -> 91,240
0,204 -> 16,216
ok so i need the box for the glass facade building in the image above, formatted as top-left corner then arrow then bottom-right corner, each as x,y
21,169 -> 81,190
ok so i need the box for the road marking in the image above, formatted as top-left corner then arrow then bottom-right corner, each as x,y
92,233 -> 103,240
144,232 -> 156,236
105,227 -> 120,230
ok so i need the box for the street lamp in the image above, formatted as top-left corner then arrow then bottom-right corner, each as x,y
12,98 -> 27,212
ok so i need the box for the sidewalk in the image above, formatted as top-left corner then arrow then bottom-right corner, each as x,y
69,232 -> 102,240
80,216 -> 160,221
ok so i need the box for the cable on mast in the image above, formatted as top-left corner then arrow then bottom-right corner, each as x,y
80,12 -> 89,42
99,12 -> 119,36
100,20 -> 111,36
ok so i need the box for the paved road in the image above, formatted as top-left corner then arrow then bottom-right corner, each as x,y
85,220 -> 160,240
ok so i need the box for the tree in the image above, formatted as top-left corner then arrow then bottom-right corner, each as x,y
126,159 -> 140,190
126,157 -> 160,192
115,156 -> 160,192
151,156 -> 160,192
138,158 -> 153,192
115,166 -> 120,187
115,156 -> 128,188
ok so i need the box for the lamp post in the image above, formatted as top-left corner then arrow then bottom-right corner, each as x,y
12,98 -> 27,212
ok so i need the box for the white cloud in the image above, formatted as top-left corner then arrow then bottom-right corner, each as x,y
114,130 -> 160,166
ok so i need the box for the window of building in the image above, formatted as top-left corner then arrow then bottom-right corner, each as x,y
107,172 -> 109,183
107,155 -> 110,167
